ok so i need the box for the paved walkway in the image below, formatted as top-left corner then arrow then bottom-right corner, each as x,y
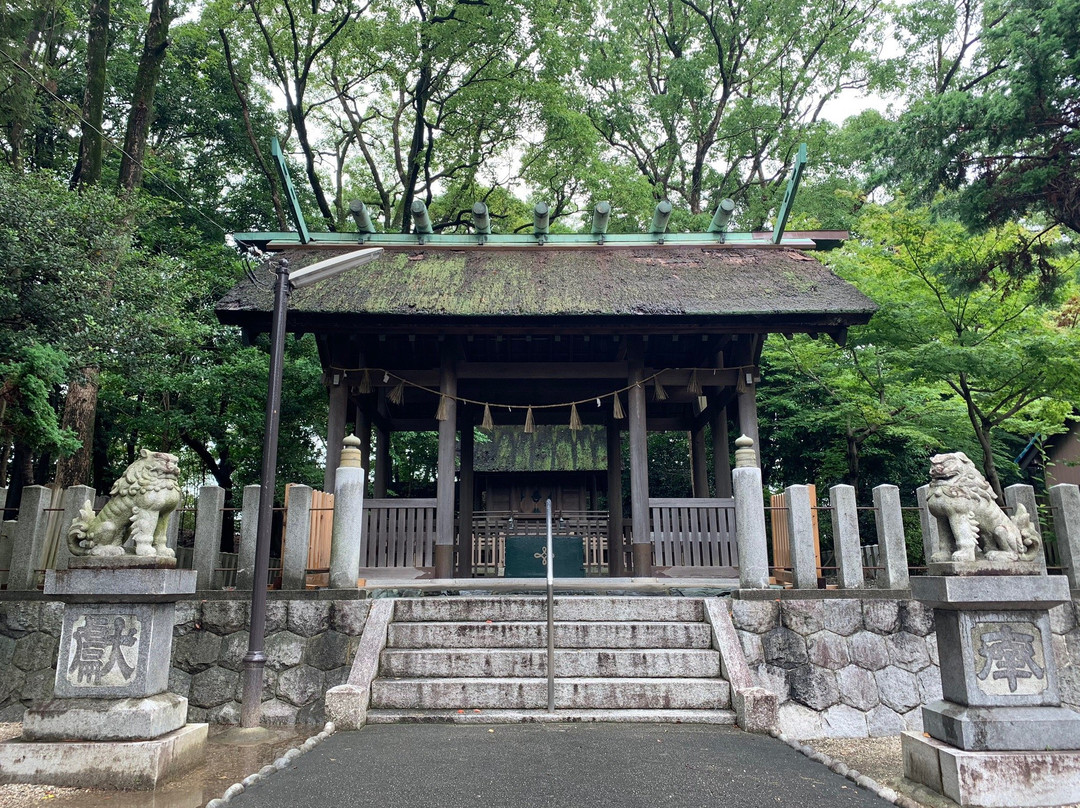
229,723 -> 889,808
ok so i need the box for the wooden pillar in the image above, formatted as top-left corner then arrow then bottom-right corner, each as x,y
711,403 -> 732,497
606,421 -> 624,577
373,391 -> 390,498
690,425 -> 709,498
457,415 -> 474,578
435,341 -> 458,578
736,372 -> 760,466
627,337 -> 652,576
324,381 -> 348,492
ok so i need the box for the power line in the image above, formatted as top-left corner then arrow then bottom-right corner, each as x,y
0,44 -> 231,237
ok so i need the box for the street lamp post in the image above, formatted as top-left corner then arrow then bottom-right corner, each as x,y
240,247 -> 383,729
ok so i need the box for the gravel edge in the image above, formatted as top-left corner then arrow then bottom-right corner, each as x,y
203,721 -> 337,807
768,728 -> 923,808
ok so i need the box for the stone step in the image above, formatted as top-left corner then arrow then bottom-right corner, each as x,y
386,621 -> 713,649
379,648 -> 722,678
365,708 -> 737,725
393,597 -> 704,623
369,677 -> 731,710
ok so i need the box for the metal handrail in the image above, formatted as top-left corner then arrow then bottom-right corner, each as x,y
546,498 -> 555,713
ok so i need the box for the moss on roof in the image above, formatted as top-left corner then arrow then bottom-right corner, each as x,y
216,246 -> 876,319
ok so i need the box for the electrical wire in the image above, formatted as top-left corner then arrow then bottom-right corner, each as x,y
0,43 -> 231,238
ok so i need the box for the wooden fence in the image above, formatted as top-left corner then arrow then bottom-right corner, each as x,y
360,498 -> 437,569
648,497 -> 737,571
472,511 -> 609,576
768,485 -> 823,584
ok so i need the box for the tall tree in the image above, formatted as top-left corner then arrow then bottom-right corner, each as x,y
117,0 -> 173,191
833,203 -> 1080,497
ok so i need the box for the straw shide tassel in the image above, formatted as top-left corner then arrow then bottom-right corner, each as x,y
653,377 -> 668,401
388,380 -> 405,405
435,394 -> 450,421
358,368 -> 372,394
569,403 -> 582,431
524,406 -> 535,433
481,403 -> 494,430
687,369 -> 702,395
612,393 -> 625,420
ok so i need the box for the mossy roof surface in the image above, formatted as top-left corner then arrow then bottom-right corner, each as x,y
475,425 -> 606,472
216,247 -> 876,318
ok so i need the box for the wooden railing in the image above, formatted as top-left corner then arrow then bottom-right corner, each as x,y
360,498 -> 437,568
648,497 -> 737,570
472,511 -> 609,576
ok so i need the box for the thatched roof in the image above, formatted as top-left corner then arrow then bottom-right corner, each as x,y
216,246 -> 875,325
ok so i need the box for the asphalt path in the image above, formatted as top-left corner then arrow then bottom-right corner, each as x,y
229,723 -> 890,808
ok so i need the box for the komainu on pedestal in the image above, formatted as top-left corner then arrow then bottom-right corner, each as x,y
925,451 -> 1041,574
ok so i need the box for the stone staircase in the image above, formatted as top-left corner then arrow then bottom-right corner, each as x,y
364,596 -> 737,724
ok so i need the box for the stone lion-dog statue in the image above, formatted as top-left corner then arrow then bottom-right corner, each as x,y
925,451 -> 1040,565
67,450 -> 181,558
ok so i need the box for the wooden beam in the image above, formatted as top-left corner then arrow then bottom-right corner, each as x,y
607,421 -> 624,578
457,413 -> 474,578
690,425 -> 709,498
435,341 -> 458,578
324,381 -> 348,492
627,336 -> 652,576
711,401 -> 732,498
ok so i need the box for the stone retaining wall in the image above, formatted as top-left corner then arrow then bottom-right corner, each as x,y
3,593 -> 1077,735
0,596 -> 371,726
730,595 -> 1080,740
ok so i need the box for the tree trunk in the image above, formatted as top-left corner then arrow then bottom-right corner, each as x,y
54,369 -> 100,487
845,426 -> 860,491
400,59 -> 432,234
70,0 -> 110,188
117,0 -> 172,191
290,105 -> 338,230
219,29 -> 287,230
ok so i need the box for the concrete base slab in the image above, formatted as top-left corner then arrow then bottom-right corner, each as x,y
365,708 -> 737,724
22,693 -> 188,741
0,722 -> 207,790
923,700 -> 1080,751
903,730 -> 1080,807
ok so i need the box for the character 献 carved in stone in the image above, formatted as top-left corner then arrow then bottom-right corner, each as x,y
926,452 -> 1040,565
67,450 -> 181,558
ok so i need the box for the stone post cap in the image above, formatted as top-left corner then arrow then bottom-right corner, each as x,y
339,434 -> 364,469
734,435 -> 757,468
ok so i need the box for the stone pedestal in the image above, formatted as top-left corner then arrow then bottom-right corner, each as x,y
904,575 -> 1080,806
0,562 -> 207,789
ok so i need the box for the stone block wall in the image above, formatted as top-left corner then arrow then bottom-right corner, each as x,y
730,595 -> 1080,740
0,596 -> 371,726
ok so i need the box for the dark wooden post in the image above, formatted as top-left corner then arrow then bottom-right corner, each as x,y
737,370 -> 760,466
606,421 -> 624,577
435,341 -> 458,578
627,337 -> 652,576
324,380 -> 348,492
711,403 -> 732,497
373,391 -> 390,498
457,414 -> 474,578
690,425 -> 709,498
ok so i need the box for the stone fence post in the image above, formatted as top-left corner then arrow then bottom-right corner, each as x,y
784,484 -> 816,589
282,484 -> 312,590
330,435 -> 366,588
732,436 -> 769,589
235,484 -> 260,590
54,485 -> 96,571
1005,483 -> 1046,572
193,485 -> 226,589
916,484 -> 941,566
830,484 -> 864,588
1049,483 -> 1080,589
872,483 -> 909,590
7,486 -> 54,591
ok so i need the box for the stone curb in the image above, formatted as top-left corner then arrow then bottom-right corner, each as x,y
203,721 -> 336,807
768,728 -> 922,808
